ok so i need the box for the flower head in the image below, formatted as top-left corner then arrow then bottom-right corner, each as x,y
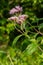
9,6 -> 23,15
15,6 -> 23,12
19,14 -> 28,22
8,14 -> 28,24
8,16 -> 18,21
19,14 -> 28,19
9,8 -> 18,14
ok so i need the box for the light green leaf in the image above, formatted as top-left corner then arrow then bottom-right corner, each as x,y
23,41 -> 38,55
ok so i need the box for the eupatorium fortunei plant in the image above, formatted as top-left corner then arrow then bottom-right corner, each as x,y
0,1 -> 43,65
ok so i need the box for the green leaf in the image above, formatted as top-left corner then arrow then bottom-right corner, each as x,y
38,23 -> 43,30
12,35 -> 23,47
23,39 -> 38,55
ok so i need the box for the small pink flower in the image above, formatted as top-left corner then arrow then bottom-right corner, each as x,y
15,6 -> 23,12
19,14 -> 28,19
9,8 -> 18,14
19,17 -> 25,21
18,14 -> 28,23
8,16 -> 18,21
9,6 -> 23,15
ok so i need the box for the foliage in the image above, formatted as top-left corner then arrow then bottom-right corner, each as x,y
0,0 -> 43,65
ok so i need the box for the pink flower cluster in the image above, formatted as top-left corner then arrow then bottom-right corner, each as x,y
9,6 -> 22,14
8,6 -> 28,24
8,14 -> 28,24
8,16 -> 18,21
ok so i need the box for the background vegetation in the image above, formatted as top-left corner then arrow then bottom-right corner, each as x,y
0,0 -> 43,65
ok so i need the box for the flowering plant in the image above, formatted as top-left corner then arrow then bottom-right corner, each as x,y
8,6 -> 28,25
0,1 -> 43,65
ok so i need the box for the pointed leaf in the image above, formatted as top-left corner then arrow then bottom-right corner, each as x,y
23,40 -> 38,55
12,35 -> 23,47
